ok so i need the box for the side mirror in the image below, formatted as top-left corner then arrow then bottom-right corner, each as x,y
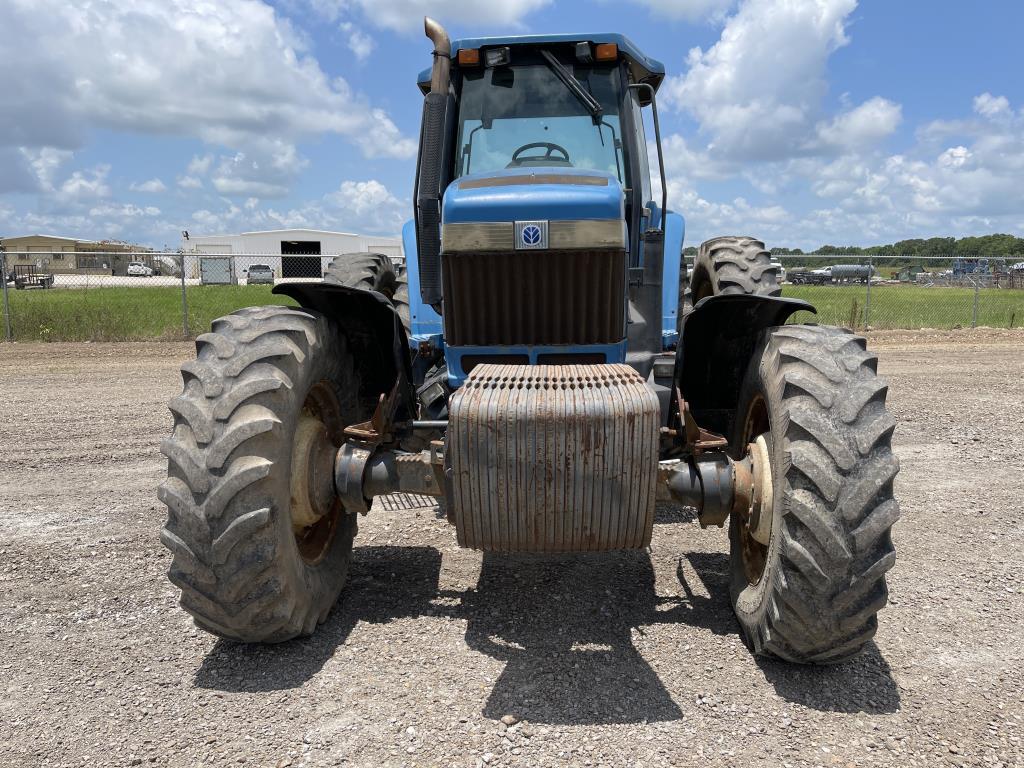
628,83 -> 666,231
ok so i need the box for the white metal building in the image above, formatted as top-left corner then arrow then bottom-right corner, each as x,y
182,228 -> 404,279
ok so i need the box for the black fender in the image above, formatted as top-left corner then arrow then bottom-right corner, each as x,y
674,294 -> 814,443
273,282 -> 416,420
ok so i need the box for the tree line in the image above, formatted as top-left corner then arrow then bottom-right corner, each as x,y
683,234 -> 1024,259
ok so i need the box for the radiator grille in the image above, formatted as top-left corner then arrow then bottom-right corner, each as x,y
441,249 -> 626,346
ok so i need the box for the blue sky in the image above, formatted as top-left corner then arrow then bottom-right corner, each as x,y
2,0 -> 1022,250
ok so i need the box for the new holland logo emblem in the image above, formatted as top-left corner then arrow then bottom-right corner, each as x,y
515,220 -> 548,250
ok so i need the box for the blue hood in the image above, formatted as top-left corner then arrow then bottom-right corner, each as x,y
442,168 -> 624,224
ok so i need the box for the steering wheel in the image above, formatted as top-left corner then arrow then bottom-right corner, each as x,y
509,142 -> 572,166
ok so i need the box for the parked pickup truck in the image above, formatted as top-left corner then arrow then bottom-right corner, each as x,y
245,264 -> 275,285
127,261 -> 154,277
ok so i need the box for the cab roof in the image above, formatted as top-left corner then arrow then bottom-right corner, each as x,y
416,32 -> 665,95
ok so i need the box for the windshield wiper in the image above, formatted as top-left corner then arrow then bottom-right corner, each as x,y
539,50 -> 603,120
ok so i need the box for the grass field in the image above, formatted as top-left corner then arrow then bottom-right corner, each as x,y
785,284 -> 1024,330
2,282 -> 1022,341
2,285 -> 297,341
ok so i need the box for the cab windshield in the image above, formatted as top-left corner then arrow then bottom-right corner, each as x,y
455,54 -> 626,183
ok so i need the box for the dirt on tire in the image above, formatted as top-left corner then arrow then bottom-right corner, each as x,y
160,306 -> 362,643
1,330 -> 1022,767
729,325 -> 899,663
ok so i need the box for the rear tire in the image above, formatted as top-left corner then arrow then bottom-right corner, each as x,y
325,251 -> 410,337
392,271 -> 412,337
729,324 -> 900,663
690,236 -> 781,303
324,252 -> 398,299
677,256 -> 691,330
158,305 -> 364,643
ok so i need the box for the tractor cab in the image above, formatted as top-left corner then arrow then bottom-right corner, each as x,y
417,34 -> 663,191
405,29 -> 679,388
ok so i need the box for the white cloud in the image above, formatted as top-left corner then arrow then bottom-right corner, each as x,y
659,176 -> 793,244
348,29 -> 375,60
303,0 -> 346,21
191,209 -> 225,229
0,0 -> 417,201
211,178 -> 290,197
816,97 -> 902,151
625,0 -> 737,22
210,143 -> 308,198
177,175 -> 204,190
663,0 -> 862,162
937,146 -> 971,169
973,92 -> 1011,119
22,147 -> 73,191
130,178 -> 167,193
56,166 -> 111,204
340,22 -> 375,61
797,96 -> 1024,231
667,85 -> 1024,249
350,109 -> 418,160
342,0 -> 550,33
324,179 -> 407,231
656,132 -> 736,182
187,178 -> 407,237
187,155 -> 214,176
89,203 -> 161,218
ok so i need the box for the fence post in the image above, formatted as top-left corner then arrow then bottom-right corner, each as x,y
972,276 -> 980,328
180,253 -> 190,339
0,248 -> 11,342
863,255 -> 872,330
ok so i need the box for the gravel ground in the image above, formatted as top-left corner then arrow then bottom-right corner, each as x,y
1,330 -> 1022,768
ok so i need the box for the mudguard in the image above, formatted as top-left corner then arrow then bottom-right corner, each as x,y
273,282 -> 416,420
675,294 -> 814,443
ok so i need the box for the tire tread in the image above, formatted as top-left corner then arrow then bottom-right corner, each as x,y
158,305 -> 358,643
691,236 -> 781,300
736,324 -> 900,663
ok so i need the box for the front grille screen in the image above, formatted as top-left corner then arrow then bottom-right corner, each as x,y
441,249 -> 626,346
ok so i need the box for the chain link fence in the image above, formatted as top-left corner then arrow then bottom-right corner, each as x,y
0,250 -> 384,342
767,254 -> 1024,331
1,249 -> 1022,342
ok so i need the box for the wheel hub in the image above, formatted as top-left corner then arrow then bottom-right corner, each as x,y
289,413 -> 338,531
746,434 -> 774,546
733,432 -> 774,585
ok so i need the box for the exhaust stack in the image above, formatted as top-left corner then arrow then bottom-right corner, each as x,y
414,16 -> 454,308
424,17 -> 451,94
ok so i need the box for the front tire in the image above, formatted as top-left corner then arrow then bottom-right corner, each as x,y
729,324 -> 900,663
158,305 -> 364,643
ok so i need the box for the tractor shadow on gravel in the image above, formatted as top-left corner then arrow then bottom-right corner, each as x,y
195,542 -> 899,720
193,545 -> 447,693
755,647 -> 900,714
459,550 -> 688,724
679,551 -> 901,715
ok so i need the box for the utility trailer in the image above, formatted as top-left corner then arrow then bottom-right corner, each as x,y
787,268 -> 832,285
159,19 -> 900,664
12,264 -> 55,290
199,256 -> 236,285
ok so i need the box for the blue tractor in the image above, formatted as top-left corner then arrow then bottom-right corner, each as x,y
159,19 -> 899,663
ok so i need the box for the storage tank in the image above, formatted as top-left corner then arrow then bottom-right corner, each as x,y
829,264 -> 875,282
